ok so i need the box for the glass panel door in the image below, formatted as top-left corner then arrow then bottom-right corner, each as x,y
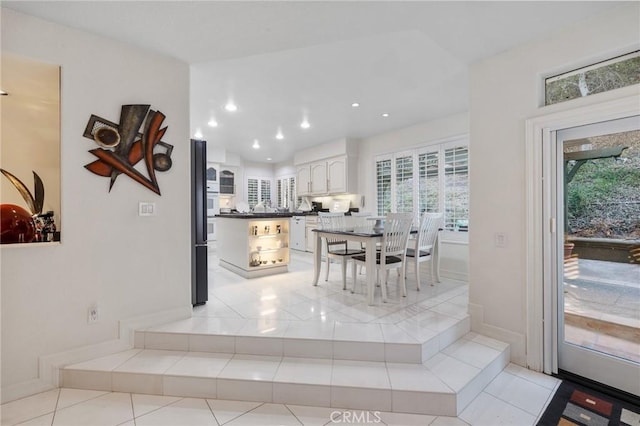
555,115 -> 640,395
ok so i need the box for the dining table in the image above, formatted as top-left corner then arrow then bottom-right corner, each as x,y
311,225 -> 437,305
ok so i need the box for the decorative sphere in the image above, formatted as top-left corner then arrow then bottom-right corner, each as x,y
0,204 -> 36,244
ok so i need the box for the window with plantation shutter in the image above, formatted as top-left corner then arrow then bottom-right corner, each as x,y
247,178 -> 259,208
376,158 -> 391,215
374,135 -> 469,237
261,179 -> 271,204
247,177 -> 273,209
395,155 -> 414,213
276,176 -> 296,209
444,146 -> 469,231
418,151 -> 439,213
288,177 -> 296,209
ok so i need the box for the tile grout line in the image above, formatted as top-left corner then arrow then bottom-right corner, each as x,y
49,388 -> 61,426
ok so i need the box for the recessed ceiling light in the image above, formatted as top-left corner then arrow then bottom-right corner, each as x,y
225,101 -> 238,112
351,102 -> 360,108
276,129 -> 284,140
194,130 -> 203,139
252,139 -> 260,149
267,157 -> 272,161
382,113 -> 390,117
207,118 -> 218,127
300,119 -> 310,129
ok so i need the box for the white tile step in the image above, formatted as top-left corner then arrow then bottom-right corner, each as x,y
61,332 -> 509,416
134,314 -> 471,364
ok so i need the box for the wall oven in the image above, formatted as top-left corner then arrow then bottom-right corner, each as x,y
207,217 -> 217,241
206,182 -> 219,241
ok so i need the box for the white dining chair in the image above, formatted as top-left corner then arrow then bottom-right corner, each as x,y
350,211 -> 373,274
350,211 -> 372,228
318,212 -> 365,290
406,212 -> 443,290
350,212 -> 413,302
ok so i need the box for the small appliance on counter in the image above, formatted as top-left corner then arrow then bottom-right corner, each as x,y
329,198 -> 351,213
297,197 -> 312,212
311,201 -> 323,212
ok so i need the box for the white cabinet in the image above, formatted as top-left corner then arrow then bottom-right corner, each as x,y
327,156 -> 347,193
305,216 -> 319,252
290,216 -> 306,251
296,165 -> 312,196
310,161 -> 328,194
220,168 -> 236,194
296,155 -> 356,196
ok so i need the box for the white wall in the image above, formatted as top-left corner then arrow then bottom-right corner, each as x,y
356,112 -> 470,280
468,3 -> 640,365
0,9 -> 191,397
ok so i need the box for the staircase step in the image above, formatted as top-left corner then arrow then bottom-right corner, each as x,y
61,332 -> 509,416
134,313 -> 471,364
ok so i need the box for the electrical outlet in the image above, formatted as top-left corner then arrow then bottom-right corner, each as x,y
88,305 -> 99,323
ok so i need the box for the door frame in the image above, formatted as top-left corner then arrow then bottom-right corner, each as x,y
524,93 -> 640,374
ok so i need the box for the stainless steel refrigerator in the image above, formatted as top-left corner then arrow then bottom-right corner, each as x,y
191,139 -> 208,306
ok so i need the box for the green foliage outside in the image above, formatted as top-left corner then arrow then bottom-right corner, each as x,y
546,54 -> 640,105
566,130 -> 640,239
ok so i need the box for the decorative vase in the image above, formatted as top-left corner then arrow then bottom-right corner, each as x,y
0,204 -> 36,244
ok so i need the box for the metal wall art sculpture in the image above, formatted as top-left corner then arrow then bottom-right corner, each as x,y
83,104 -> 173,195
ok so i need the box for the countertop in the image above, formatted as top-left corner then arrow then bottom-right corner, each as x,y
216,213 -> 294,219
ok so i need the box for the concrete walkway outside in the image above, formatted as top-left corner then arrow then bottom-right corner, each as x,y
563,258 -> 639,363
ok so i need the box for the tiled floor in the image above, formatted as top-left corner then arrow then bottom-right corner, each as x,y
1,247 -> 562,425
2,363 -> 560,426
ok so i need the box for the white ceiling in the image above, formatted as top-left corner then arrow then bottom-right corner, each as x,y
3,1 -> 621,163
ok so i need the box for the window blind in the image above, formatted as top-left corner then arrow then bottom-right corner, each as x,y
395,155 -> 413,213
376,159 -> 392,215
261,179 -> 271,203
418,151 -> 439,213
247,178 -> 259,208
444,146 -> 469,231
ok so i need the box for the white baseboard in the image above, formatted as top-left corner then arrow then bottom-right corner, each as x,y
2,306 -> 191,404
1,379 -> 56,405
468,302 -> 526,366
440,268 -> 468,282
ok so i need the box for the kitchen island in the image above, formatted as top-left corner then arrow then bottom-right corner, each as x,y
216,213 -> 292,278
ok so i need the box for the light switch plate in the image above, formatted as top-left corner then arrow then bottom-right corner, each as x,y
494,232 -> 508,248
138,202 -> 156,216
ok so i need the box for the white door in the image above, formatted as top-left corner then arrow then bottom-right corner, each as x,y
551,115 -> 640,395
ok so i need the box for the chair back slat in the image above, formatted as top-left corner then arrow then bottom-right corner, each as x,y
349,211 -> 372,229
318,212 -> 348,245
416,212 -> 444,253
381,213 -> 413,260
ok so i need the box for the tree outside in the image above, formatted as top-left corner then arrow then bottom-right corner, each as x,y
566,129 -> 640,239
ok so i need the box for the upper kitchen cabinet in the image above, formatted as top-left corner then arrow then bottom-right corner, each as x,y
310,160 -> 328,194
206,163 -> 219,183
294,138 -> 358,196
296,164 -> 312,196
220,168 -> 236,194
327,156 -> 349,193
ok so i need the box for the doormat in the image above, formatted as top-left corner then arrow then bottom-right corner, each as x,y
537,380 -> 640,426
